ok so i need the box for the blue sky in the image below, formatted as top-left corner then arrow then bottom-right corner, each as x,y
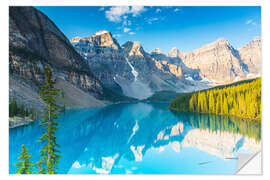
36,6 -> 261,53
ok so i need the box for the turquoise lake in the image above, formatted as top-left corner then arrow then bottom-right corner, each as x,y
9,102 -> 261,174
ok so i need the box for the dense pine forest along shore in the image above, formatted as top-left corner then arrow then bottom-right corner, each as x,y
169,78 -> 261,121
9,98 -> 38,128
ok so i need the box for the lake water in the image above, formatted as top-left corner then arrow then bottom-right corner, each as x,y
9,102 -> 261,174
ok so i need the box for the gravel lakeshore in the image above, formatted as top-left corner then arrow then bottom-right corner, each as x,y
9,116 -> 35,128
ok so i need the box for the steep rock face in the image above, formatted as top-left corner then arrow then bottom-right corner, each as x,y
152,48 -> 163,54
71,30 -> 121,53
151,47 -> 200,81
9,7 -> 106,111
122,41 -> 154,81
119,41 -> 204,95
167,47 -> 180,58
239,37 -> 262,75
154,60 -> 183,78
180,38 -> 249,83
122,41 -> 146,57
121,41 -> 158,99
72,32 -> 133,94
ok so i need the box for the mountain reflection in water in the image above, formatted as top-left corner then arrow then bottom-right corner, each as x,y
9,102 -> 261,174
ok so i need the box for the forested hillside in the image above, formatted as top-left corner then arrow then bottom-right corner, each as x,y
169,78 -> 261,120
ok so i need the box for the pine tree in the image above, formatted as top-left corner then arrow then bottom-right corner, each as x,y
38,65 -> 61,174
20,104 -> 25,118
9,98 -> 18,117
15,144 -> 34,174
25,108 -> 29,117
208,92 -> 215,114
30,108 -> 35,120
9,100 -> 14,117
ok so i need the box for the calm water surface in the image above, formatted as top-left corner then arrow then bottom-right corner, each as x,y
9,102 -> 261,174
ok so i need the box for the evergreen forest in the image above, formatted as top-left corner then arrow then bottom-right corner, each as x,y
169,78 -> 261,121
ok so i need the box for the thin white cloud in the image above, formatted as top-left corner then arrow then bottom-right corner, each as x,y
146,17 -> 159,24
130,6 -> 146,17
129,32 -> 136,35
124,27 -> 131,33
105,6 -> 146,36
156,8 -> 161,13
105,6 -> 146,23
113,34 -> 121,38
105,6 -> 130,22
246,19 -> 257,26
123,19 -> 132,26
246,19 -> 253,24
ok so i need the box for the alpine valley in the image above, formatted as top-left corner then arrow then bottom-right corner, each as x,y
9,6 -> 262,175
9,7 -> 261,120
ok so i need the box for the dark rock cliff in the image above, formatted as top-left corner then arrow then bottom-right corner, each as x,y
9,7 -> 131,114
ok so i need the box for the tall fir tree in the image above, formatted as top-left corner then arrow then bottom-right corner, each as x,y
9,98 -> 18,117
15,144 -> 34,174
20,104 -> 25,118
38,65 -> 61,174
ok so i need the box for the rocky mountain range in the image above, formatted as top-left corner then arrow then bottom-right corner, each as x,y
71,31 -> 211,99
9,7 -> 262,113
178,38 -> 254,83
71,31 -> 261,99
152,37 -> 261,83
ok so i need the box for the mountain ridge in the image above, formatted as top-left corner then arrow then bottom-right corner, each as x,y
71,30 -> 212,99
70,29 -> 261,99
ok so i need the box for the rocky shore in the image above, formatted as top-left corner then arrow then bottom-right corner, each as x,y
9,116 -> 35,128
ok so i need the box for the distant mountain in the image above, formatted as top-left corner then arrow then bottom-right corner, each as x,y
179,38 -> 244,83
71,30 -> 261,99
151,47 -> 201,81
151,38 -> 262,85
239,37 -> 261,76
71,31 -> 210,99
179,38 -> 261,83
70,30 -> 121,51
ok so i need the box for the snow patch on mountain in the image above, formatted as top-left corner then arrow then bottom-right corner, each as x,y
200,77 -> 213,83
185,76 -> 194,81
125,57 -> 138,81
71,42 -> 79,46
94,30 -> 109,36
111,57 -> 153,100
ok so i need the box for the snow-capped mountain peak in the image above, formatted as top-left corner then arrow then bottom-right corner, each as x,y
168,47 -> 180,58
93,30 -> 110,36
70,36 -> 82,43
151,48 -> 163,54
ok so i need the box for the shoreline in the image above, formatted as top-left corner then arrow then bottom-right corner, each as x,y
9,116 -> 35,128
169,107 -> 261,122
